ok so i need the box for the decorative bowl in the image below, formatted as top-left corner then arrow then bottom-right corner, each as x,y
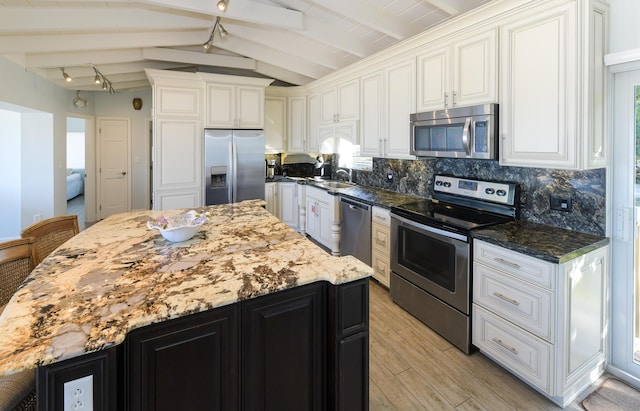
147,210 -> 210,242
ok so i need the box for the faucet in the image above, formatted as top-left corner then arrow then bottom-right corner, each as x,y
336,168 -> 352,183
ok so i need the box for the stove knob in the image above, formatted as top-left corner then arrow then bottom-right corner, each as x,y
485,188 -> 495,195
443,181 -> 451,188
496,189 -> 507,196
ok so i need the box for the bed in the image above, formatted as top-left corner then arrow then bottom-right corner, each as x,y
66,168 -> 84,201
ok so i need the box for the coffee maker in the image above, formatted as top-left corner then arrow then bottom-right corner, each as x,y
266,159 -> 276,179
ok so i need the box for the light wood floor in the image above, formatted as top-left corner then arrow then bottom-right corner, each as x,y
66,194 -> 87,230
368,279 -> 604,411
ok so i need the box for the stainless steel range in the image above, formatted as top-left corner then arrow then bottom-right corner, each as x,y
390,174 -> 519,354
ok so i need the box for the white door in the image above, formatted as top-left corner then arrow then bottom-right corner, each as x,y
610,68 -> 640,385
98,117 -> 130,219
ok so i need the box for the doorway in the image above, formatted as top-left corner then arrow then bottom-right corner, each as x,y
610,67 -> 640,386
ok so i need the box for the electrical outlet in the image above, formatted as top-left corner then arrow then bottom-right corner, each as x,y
386,171 -> 394,181
550,195 -> 572,212
64,375 -> 93,411
33,214 -> 41,223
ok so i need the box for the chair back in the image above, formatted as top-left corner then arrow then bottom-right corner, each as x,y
20,215 -> 79,266
0,237 -> 37,309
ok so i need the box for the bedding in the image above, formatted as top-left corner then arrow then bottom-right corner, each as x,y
66,168 -> 84,201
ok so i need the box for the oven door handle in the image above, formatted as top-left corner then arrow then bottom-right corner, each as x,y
392,213 -> 468,243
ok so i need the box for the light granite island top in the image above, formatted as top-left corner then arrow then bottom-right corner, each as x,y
0,199 -> 372,378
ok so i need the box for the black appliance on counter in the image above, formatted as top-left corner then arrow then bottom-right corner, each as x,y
389,174 -> 519,354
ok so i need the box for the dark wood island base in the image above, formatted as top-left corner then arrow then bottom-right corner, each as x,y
36,279 -> 369,411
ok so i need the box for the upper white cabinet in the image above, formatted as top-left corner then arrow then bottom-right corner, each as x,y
385,59 -> 416,159
499,0 -> 608,170
265,97 -> 286,153
360,70 -> 386,157
417,28 -> 497,112
287,96 -> 307,153
306,93 -> 321,152
206,83 -> 265,128
320,79 -> 359,123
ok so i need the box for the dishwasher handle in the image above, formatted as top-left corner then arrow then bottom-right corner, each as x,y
340,197 -> 371,211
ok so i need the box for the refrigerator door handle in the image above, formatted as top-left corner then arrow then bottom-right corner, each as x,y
232,141 -> 238,203
228,141 -> 233,203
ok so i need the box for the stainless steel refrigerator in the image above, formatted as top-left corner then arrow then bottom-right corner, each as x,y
205,129 -> 265,205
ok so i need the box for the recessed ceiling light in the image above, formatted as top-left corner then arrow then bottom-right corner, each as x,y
217,0 -> 227,12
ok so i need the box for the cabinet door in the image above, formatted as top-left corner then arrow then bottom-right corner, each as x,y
386,60 -> 416,159
417,45 -> 450,112
307,93 -> 321,152
206,83 -> 235,128
499,3 -> 578,168
337,79 -> 359,121
156,86 -> 202,118
242,284 -> 324,411
316,195 -> 333,249
237,85 -> 264,128
278,182 -> 298,228
306,196 -> 320,240
288,97 -> 307,153
360,71 -> 385,156
452,29 -> 497,107
265,182 -> 277,215
127,306 -> 240,411
265,97 -> 286,153
320,87 -> 338,123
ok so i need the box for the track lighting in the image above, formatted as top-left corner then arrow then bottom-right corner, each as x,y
93,67 -> 101,84
73,90 -> 88,108
61,68 -> 72,82
202,16 -> 227,52
216,0 -> 227,12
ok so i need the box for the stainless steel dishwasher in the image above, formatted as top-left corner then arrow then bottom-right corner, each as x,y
340,197 -> 372,266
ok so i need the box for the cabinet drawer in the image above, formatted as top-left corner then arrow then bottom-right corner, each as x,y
474,240 -> 555,290
372,222 -> 390,253
371,253 -> 390,288
472,304 -> 552,394
473,263 -> 553,341
372,206 -> 391,226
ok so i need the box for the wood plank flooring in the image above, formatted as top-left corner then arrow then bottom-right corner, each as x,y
368,279 -> 604,411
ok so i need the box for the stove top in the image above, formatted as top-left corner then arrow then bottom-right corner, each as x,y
391,175 -> 519,234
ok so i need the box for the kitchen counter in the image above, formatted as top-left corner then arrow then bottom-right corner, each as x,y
472,220 -> 609,264
0,199 -> 372,377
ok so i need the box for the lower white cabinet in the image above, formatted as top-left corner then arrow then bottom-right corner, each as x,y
472,240 -> 607,407
278,182 -> 298,230
265,182 -> 277,216
371,206 -> 391,287
305,186 -> 340,255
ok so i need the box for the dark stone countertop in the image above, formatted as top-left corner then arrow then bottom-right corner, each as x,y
472,220 -> 609,264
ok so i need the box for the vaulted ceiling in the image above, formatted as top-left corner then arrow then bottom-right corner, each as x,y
0,0 -> 492,91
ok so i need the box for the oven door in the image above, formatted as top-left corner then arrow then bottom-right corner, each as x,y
390,213 -> 471,314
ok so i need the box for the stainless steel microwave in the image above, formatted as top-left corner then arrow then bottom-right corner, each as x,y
410,103 -> 498,160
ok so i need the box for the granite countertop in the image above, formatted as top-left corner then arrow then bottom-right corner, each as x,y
0,200 -> 372,377
472,220 -> 610,264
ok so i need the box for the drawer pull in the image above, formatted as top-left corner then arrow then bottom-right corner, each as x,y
375,238 -> 387,246
374,215 -> 388,222
493,292 -> 520,306
492,338 -> 519,355
494,257 -> 521,269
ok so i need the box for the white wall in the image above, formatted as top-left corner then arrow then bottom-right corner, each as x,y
610,0 -> 640,53
0,109 -> 22,239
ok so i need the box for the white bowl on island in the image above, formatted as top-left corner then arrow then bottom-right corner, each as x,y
147,210 -> 210,242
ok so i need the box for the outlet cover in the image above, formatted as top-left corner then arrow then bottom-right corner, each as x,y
64,375 -> 93,411
550,195 -> 572,212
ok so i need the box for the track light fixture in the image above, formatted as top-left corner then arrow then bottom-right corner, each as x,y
202,16 -> 227,52
91,66 -> 116,94
217,0 -> 227,12
61,68 -> 72,82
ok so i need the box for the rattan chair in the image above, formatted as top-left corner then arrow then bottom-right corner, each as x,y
0,238 -> 37,411
20,215 -> 79,266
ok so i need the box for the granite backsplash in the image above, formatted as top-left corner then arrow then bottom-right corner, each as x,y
351,158 -> 606,237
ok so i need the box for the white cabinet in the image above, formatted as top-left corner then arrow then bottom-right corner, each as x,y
205,83 -> 265,129
472,240 -> 607,407
278,182 -> 299,229
360,71 -> 386,157
305,186 -> 340,255
265,97 -> 286,153
385,59 -> 416,159
499,0 -> 608,169
318,121 -> 359,147
287,97 -> 307,153
371,206 -> 391,287
320,79 -> 359,123
265,182 -> 277,216
306,93 -> 321,153
417,29 -> 497,112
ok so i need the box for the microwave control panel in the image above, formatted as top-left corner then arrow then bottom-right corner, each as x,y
433,175 -> 516,205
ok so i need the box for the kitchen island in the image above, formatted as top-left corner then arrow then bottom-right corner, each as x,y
0,200 -> 372,410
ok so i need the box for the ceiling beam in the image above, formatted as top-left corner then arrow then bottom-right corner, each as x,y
308,0 -> 411,40
418,0 -> 471,16
25,49 -> 145,69
0,8 -> 210,32
300,17 -> 373,58
0,30 -> 207,54
140,0 -> 304,30
142,47 -> 257,70
254,62 -> 314,87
